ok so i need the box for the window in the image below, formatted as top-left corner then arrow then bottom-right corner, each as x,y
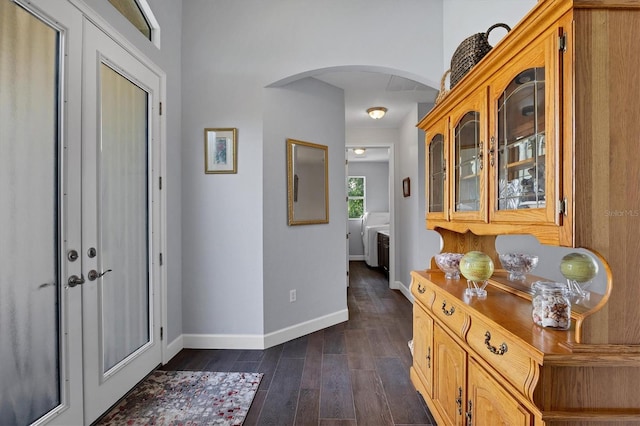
348,176 -> 366,219
108,0 -> 159,45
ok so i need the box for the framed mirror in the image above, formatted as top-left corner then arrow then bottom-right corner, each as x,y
286,138 -> 329,225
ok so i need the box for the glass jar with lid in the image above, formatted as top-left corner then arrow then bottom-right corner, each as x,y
531,281 -> 571,330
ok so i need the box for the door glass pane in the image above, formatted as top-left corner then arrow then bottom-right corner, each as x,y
454,112 -> 481,212
100,64 -> 150,373
0,2 -> 61,423
496,67 -> 546,210
429,134 -> 445,213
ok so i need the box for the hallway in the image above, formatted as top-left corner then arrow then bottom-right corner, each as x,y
161,261 -> 434,425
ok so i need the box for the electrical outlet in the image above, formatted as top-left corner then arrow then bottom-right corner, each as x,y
290,289 -> 296,303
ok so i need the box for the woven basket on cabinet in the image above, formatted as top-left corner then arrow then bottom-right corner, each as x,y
434,69 -> 451,106
449,23 -> 511,88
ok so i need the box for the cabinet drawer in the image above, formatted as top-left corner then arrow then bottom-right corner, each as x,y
467,317 -> 537,397
412,277 -> 435,309
432,293 -> 470,338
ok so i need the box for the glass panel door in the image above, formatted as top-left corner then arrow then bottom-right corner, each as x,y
454,111 -> 481,213
496,67 -> 546,211
0,2 -> 61,422
81,21 -> 161,424
489,28 -> 558,225
428,133 -> 446,214
427,126 -> 450,222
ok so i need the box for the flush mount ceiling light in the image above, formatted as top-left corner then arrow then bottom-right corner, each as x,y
353,148 -> 366,155
367,107 -> 387,119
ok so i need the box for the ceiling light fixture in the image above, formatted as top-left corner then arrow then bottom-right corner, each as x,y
367,107 -> 387,119
353,148 -> 366,155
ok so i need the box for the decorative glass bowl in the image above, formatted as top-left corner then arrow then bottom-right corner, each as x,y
499,253 -> 539,281
460,251 -> 494,298
435,253 -> 464,279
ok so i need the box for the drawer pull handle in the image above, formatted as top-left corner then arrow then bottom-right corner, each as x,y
442,301 -> 455,316
417,284 -> 426,294
484,331 -> 508,355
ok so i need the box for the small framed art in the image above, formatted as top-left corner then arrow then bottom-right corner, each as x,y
205,128 -> 237,174
403,177 -> 411,197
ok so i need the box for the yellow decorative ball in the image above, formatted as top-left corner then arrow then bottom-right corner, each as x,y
460,251 -> 494,282
560,253 -> 598,283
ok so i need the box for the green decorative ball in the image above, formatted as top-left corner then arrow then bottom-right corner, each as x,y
460,251 -> 494,282
560,252 -> 598,283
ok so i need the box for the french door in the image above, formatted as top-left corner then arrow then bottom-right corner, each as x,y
80,15 -> 163,425
0,1 -> 163,424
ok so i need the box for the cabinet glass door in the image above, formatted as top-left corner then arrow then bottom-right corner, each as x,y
426,122 -> 448,222
454,112 -> 481,213
495,67 -> 546,211
450,89 -> 487,222
489,27 -> 559,225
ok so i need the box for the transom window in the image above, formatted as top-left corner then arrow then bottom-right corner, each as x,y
108,0 -> 155,43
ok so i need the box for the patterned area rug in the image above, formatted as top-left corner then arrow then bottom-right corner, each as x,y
97,370 -> 263,426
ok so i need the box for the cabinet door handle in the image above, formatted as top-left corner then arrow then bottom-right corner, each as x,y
489,136 -> 496,167
466,400 -> 473,425
442,301 -> 455,316
478,141 -> 484,170
456,386 -> 463,415
484,331 -> 508,355
426,346 -> 431,368
417,283 -> 426,294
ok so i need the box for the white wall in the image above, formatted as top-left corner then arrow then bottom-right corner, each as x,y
180,0 -> 445,344
442,0 -> 537,80
262,78 -> 348,337
396,105 -> 443,296
81,0 -> 541,349
354,162 -> 390,214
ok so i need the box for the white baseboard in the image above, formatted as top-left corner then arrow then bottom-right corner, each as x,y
180,309 -> 349,350
182,332 -> 265,350
263,309 -> 348,348
164,334 -> 184,364
397,280 -> 414,303
349,255 -> 365,261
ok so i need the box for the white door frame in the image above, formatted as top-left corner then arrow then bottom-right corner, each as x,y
346,143 -> 396,289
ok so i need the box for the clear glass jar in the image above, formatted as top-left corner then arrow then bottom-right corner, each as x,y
531,281 -> 571,330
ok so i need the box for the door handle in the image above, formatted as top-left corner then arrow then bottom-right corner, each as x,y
88,269 -> 112,281
67,275 -> 85,287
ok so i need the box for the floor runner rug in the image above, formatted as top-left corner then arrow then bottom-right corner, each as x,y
96,370 -> 263,426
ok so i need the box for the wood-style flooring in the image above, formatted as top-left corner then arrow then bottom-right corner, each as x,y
161,261 -> 435,425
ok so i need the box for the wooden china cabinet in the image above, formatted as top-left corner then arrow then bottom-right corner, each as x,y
412,1 -> 640,425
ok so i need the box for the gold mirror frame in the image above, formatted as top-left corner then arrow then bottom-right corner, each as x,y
286,139 -> 329,226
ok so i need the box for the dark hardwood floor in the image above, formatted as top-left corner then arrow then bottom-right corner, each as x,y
161,261 -> 435,425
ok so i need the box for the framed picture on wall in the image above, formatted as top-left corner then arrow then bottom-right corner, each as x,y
403,177 -> 411,197
205,128 -> 237,173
